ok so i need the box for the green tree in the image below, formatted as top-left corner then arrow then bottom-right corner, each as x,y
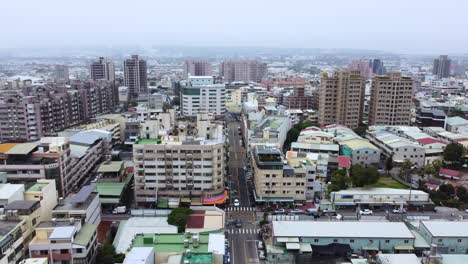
422,164 -> 435,179
457,187 -> 468,203
431,159 -> 443,175
96,243 -> 124,264
168,207 -> 193,232
385,157 -> 393,176
443,143 -> 465,164
449,107 -> 465,118
283,120 -> 315,152
439,184 -> 455,197
350,164 -> 380,187
328,169 -> 349,192
399,159 -> 413,182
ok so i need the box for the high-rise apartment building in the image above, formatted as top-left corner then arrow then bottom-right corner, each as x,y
181,76 -> 226,116
0,81 -> 118,142
282,86 -> 314,110
184,60 -> 212,77
133,113 -> 225,207
370,59 -> 386,75
318,70 -> 365,129
369,72 -> 414,126
54,65 -> 69,83
124,55 -> 148,100
220,60 -> 267,83
90,57 -> 115,81
432,55 -> 451,79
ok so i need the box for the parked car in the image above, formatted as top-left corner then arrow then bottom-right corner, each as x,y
360,209 -> 373,215
257,241 -> 264,250
306,208 -> 319,215
289,209 -> 304,214
258,250 -> 266,260
233,199 -> 240,207
274,209 -> 286,215
392,208 -> 406,214
321,208 -> 337,216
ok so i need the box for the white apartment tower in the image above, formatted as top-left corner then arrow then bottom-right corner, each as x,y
181,76 -> 226,116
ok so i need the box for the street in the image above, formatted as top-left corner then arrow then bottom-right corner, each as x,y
226,115 -> 261,264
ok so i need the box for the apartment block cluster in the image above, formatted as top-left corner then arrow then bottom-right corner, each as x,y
0,81 -> 118,142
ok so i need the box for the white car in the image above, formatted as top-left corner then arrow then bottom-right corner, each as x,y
392,209 -> 406,214
360,209 -> 373,215
233,199 -> 240,207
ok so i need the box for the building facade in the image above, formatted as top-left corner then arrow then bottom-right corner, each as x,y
181,76 -> 226,116
184,60 -> 212,77
433,55 -> 451,79
369,73 -> 414,126
318,71 -> 365,129
220,60 -> 267,83
90,57 -> 115,81
124,55 -> 148,100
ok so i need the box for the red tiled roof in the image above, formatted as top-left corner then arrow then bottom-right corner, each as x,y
417,138 -> 446,145
338,156 -> 351,168
186,211 -> 205,229
439,168 -> 462,177
455,138 -> 468,142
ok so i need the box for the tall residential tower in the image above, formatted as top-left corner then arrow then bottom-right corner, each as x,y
369,72 -> 414,126
90,57 -> 115,81
432,55 -> 451,79
318,70 -> 365,129
124,55 -> 148,100
184,60 -> 212,77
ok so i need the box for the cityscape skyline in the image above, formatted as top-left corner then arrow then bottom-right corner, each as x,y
1,0 -> 468,54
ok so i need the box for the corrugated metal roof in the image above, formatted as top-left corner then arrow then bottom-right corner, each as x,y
5,142 -> 38,155
98,161 -> 124,173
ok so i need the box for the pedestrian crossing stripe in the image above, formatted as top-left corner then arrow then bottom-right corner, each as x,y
227,228 -> 260,235
226,207 -> 256,212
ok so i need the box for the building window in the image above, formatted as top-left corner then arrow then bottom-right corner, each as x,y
350,239 -> 354,243
438,239 -> 442,242
369,240 -> 373,243
385,240 -> 390,243
333,239 -> 338,243
404,240 -> 409,244
450,249 -> 455,253
314,239 -> 319,242
458,239 -> 462,243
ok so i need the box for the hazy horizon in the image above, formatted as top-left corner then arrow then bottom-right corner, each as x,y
2,0 -> 468,55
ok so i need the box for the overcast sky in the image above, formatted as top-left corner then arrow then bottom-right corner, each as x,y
2,0 -> 467,54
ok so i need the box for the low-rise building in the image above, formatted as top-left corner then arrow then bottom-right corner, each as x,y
445,116 -> 468,133
248,116 -> 291,150
416,109 -> 446,128
330,188 -> 431,209
272,221 -> 415,255
0,183 -> 25,208
0,219 -> 25,264
185,206 -> 225,233
252,146 -> 306,203
418,221 -> 468,254
24,179 -> 58,222
29,220 -> 98,264
122,247 -> 154,264
52,185 -> 101,225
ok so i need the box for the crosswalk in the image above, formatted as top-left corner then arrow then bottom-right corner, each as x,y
226,207 -> 256,212
226,228 -> 261,235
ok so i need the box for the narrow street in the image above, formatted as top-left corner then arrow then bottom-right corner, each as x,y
226,115 -> 260,264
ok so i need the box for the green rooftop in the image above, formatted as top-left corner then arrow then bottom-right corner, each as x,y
95,182 -> 126,197
27,183 -> 48,192
74,224 -> 97,246
182,253 -> 212,263
132,233 -> 212,254
135,137 -> 162,145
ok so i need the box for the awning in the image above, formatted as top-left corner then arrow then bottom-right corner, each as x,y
202,190 -> 228,205
362,245 -> 379,251
300,243 -> 312,253
277,237 -> 300,243
286,243 -> 301,250
168,198 -> 180,208
394,245 -> 414,251
157,200 -> 168,208
99,198 -> 120,204
181,198 -> 191,203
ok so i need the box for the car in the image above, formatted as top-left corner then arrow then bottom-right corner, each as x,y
233,199 -> 240,207
321,208 -> 337,215
258,250 -> 266,260
289,209 -> 304,214
306,208 -> 319,215
257,241 -> 264,250
235,219 -> 242,228
360,209 -> 373,215
392,208 -> 406,214
274,209 -> 286,215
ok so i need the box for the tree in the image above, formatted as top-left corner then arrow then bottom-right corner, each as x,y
399,159 -> 413,182
439,184 -> 455,197
385,157 -> 393,176
350,164 -> 380,187
431,159 -> 443,175
168,207 -> 193,232
328,169 -> 349,192
283,120 -> 314,152
422,164 -> 435,179
457,187 -> 468,203
96,243 -> 125,264
443,143 -> 464,164
353,126 -> 368,137
449,107 -> 465,118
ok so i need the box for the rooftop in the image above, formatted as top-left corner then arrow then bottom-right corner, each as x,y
5,200 -> 39,211
50,226 -> 76,240
332,187 -> 427,196
132,232 -> 219,255
446,116 -> 468,126
134,138 -> 162,145
97,161 -> 124,173
5,142 -> 38,155
27,183 -> 49,192
123,247 -> 154,264
54,192 -> 98,211
74,223 -> 97,246
377,254 -> 421,264
273,221 -> 414,239
0,184 -> 24,200
0,220 -> 22,237
421,221 -> 468,237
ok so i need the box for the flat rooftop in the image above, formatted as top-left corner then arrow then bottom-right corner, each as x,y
0,184 -> 24,200
421,221 -> 468,237
0,220 -> 22,237
332,187 -> 428,196
273,221 -> 414,239
54,192 -> 98,211
27,182 -> 49,192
